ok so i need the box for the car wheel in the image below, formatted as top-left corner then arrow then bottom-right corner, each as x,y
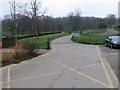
110,44 -> 113,49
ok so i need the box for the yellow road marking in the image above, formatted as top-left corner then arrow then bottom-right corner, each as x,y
16,63 -> 101,81
7,67 -> 11,88
0,81 -> 7,84
22,70 -> 66,80
0,59 -> 51,70
96,46 -> 114,88
0,67 -> 8,70
0,63 -> 100,85
45,56 -> 111,88
0,43 -> 114,88
2,54 -> 111,88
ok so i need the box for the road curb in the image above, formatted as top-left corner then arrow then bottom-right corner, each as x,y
1,36 -> 61,68
98,46 -> 118,88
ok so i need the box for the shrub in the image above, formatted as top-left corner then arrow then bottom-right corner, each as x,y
2,41 -> 38,65
22,40 -> 38,55
14,43 -> 27,60
2,52 -> 15,63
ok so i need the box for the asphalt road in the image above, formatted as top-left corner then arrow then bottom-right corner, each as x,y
99,45 -> 119,80
1,35 -> 118,88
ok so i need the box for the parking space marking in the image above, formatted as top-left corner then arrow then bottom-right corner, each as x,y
96,46 -> 114,88
0,63 -> 100,85
44,55 -> 111,88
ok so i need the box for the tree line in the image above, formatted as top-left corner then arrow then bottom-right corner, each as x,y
2,0 -> 118,37
2,14 -> 118,35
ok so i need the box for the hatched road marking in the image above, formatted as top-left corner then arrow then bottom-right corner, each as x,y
44,55 -> 111,88
1,46 -> 115,88
1,38 -> 116,88
1,63 -> 100,85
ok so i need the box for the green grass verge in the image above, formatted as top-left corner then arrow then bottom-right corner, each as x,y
2,33 -> 69,66
71,34 -> 120,45
83,29 -> 107,34
113,28 -> 120,32
19,33 -> 69,49
72,29 -> 107,34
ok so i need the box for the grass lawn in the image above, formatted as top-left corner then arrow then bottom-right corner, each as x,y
73,29 -> 107,34
71,34 -> 120,45
82,29 -> 107,34
2,33 -> 69,66
19,33 -> 69,49
114,28 -> 120,32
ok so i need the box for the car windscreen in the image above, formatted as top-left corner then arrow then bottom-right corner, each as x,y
112,37 -> 120,42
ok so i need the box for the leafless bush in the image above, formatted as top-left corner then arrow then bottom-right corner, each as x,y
22,40 -> 38,55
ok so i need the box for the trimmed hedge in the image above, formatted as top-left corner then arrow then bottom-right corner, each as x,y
17,32 -> 61,39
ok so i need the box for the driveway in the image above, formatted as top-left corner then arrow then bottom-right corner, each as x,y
1,35 -> 118,88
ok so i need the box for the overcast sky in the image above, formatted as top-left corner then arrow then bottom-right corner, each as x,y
0,0 -> 119,19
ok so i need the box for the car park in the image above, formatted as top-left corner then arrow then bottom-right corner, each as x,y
105,36 -> 120,48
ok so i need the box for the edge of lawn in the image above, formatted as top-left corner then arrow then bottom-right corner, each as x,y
2,33 -> 69,66
71,33 -> 120,45
19,33 -> 69,49
72,29 -> 107,34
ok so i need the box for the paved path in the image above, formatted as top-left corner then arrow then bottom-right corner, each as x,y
1,35 -> 118,88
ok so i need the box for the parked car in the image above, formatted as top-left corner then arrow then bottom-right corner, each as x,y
105,36 -> 120,48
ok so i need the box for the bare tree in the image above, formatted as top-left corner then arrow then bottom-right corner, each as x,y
9,0 -> 19,46
68,9 -> 81,31
29,0 -> 43,37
